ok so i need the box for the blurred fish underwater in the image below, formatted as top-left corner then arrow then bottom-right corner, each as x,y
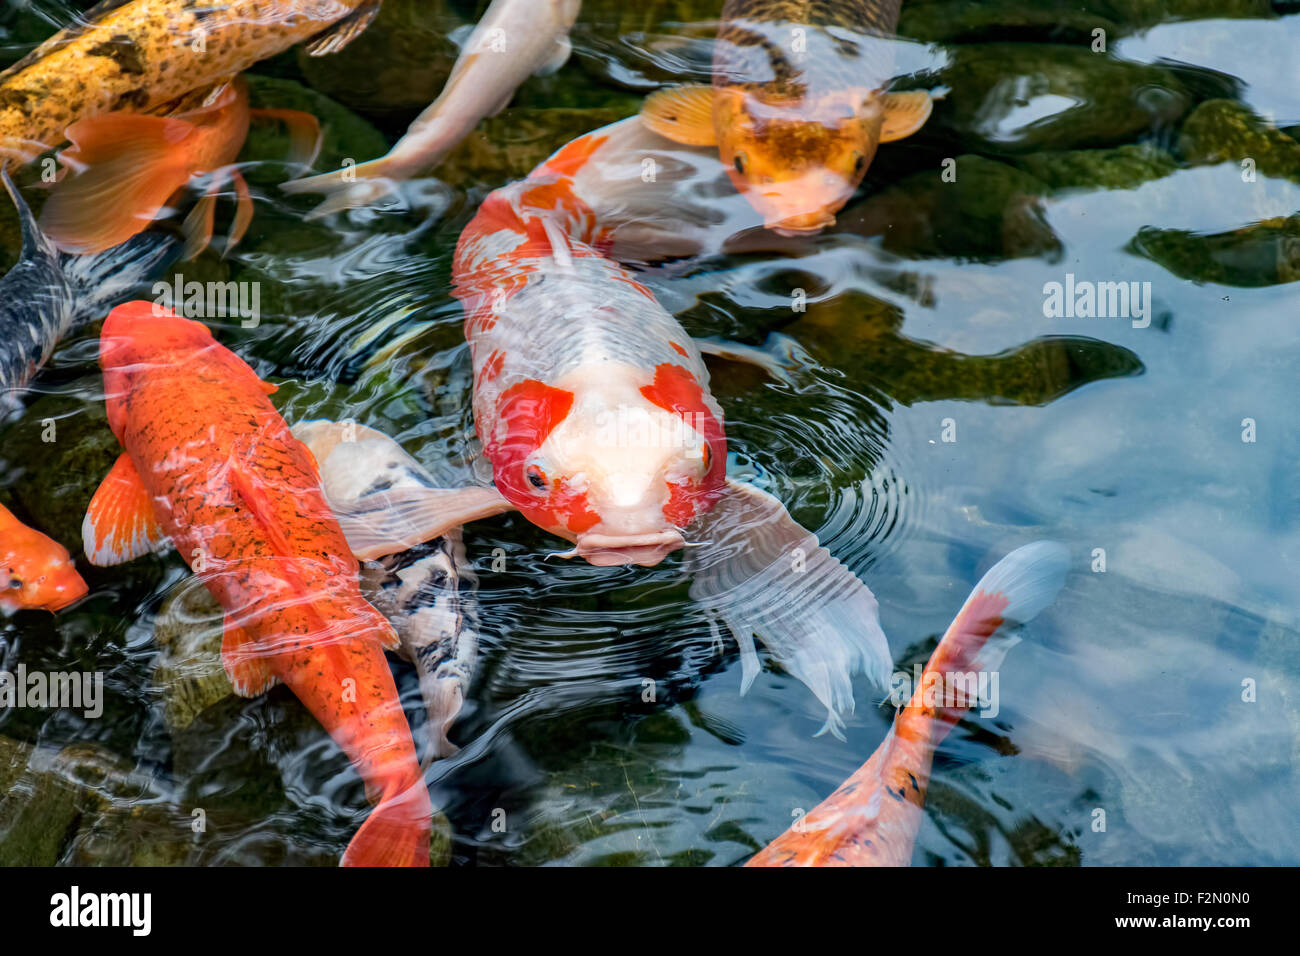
0,0 -> 1297,870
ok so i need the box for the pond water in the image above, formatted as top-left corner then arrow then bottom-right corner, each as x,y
0,0 -> 1297,866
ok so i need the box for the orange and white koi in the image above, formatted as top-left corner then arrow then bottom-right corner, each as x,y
640,0 -> 934,235
311,126 -> 891,739
83,301 -> 431,866
0,502 -> 88,615
748,541 -> 1068,866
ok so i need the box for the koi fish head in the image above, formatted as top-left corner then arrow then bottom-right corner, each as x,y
714,87 -> 882,235
0,513 -> 88,614
486,363 -> 726,566
99,301 -> 219,437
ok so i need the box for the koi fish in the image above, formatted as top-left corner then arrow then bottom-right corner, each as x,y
0,166 -> 173,398
38,76 -> 321,259
293,419 -> 481,766
640,0 -> 934,235
747,541 -> 1069,866
312,130 -> 892,739
0,0 -> 378,164
282,0 -> 581,217
0,502 -> 88,614
83,301 -> 431,866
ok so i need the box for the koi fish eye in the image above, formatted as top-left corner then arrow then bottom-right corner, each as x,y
851,152 -> 866,175
699,443 -> 712,471
733,152 -> 748,175
7,577 -> 20,590
524,463 -> 548,492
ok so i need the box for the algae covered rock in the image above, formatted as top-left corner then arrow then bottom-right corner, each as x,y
295,0 -> 464,121
435,106 -> 637,189
242,75 -> 392,185
933,44 -> 1191,155
153,576 -> 234,731
1179,99 -> 1300,184
1130,214 -> 1300,286
1013,143 -> 1177,192
843,154 -> 1059,261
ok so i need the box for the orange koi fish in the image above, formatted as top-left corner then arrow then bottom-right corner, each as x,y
0,502 -> 88,614
641,0 -> 934,235
748,541 -> 1068,866
39,76 -> 321,259
83,300 -> 430,866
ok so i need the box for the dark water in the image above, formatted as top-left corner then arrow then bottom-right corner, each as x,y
1,0 -> 1298,866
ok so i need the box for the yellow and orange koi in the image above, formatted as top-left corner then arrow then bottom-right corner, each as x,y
83,300 -> 431,866
641,0 -> 934,234
748,542 -> 1068,866
0,502 -> 88,614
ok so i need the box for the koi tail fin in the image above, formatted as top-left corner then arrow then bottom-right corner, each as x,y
341,780 -> 433,868
61,231 -> 178,325
686,479 -> 892,741
38,112 -> 204,255
925,540 -> 1069,727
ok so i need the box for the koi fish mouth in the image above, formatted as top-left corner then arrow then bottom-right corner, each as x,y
767,211 -> 837,237
566,530 -> 686,567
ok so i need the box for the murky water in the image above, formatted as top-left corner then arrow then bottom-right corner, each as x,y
1,0 -> 1297,865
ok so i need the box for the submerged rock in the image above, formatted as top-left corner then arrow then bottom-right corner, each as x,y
1179,99 -> 1300,184
932,44 -> 1191,155
843,154 -> 1059,261
1013,143 -> 1178,192
1130,214 -> 1300,286
435,106 -> 636,190
295,0 -> 463,120
153,577 -> 233,732
242,75 -> 391,185
900,1 -> 1120,44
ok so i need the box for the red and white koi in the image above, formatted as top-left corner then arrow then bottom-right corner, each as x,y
315,124 -> 891,738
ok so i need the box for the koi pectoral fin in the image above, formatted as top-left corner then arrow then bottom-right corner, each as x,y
303,0 -> 384,57
82,453 -> 170,566
333,486 -> 516,561
694,333 -> 817,386
685,479 -> 892,740
640,84 -> 718,146
879,90 -> 934,143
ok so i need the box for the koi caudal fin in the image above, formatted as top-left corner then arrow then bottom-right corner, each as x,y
341,780 -> 433,868
746,541 -> 1068,868
686,479 -> 892,741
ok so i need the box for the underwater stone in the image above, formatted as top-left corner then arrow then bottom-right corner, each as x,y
242,75 -> 391,186
1130,214 -> 1300,286
1013,143 -> 1178,192
153,576 -> 233,732
843,154 -> 1059,261
933,44 -> 1191,155
1178,99 -> 1300,184
295,0 -> 463,120
435,107 -> 637,190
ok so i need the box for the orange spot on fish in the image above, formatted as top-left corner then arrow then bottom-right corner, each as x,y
539,133 -> 609,179
640,363 -> 726,524
669,341 -> 688,357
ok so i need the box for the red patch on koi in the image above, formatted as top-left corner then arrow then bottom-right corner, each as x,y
640,363 -> 727,524
481,350 -> 505,382
669,341 -> 688,357
538,134 -> 609,179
